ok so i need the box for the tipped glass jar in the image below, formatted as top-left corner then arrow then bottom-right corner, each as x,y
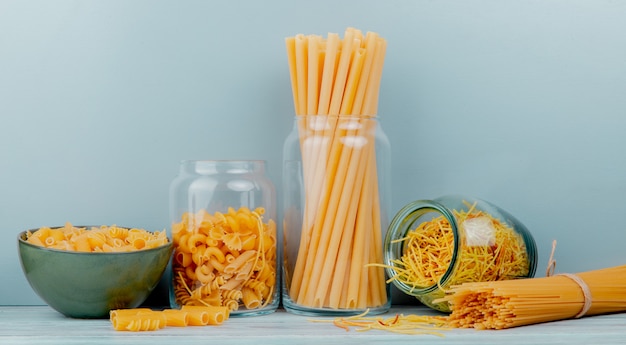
168,160 -> 278,316
282,114 -> 392,316
384,195 -> 537,312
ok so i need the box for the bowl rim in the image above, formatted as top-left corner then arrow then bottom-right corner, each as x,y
17,226 -> 172,256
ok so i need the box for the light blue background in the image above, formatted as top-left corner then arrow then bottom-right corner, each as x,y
2,0 -> 625,306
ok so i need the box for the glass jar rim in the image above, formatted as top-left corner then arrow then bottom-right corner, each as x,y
294,114 -> 378,119
179,159 -> 267,164
178,160 -> 267,174
384,199 -> 461,296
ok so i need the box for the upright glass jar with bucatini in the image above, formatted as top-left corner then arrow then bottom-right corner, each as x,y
384,195 -> 538,312
282,27 -> 392,316
168,160 -> 278,316
282,114 -> 392,316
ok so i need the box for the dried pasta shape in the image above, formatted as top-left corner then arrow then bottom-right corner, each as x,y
222,232 -> 243,252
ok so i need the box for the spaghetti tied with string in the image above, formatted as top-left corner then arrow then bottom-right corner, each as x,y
323,240 -> 626,333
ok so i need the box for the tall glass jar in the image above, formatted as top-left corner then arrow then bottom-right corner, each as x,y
282,114 -> 392,316
168,160 -> 278,316
384,195 -> 537,312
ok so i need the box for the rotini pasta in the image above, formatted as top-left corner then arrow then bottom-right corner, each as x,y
171,206 -> 277,312
25,223 -> 169,252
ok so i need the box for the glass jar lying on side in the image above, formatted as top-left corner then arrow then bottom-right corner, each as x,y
384,195 -> 537,312
168,160 -> 279,316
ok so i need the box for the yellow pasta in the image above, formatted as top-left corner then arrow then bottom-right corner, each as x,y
241,287 -> 261,309
110,306 -> 230,331
25,223 -> 169,252
110,309 -> 167,332
382,207 -> 530,311
315,310 -> 450,336
71,234 -> 91,252
224,250 -> 257,274
171,206 -> 277,312
162,309 -> 189,327
285,27 -> 389,310
181,305 -> 230,324
325,264 -> 626,334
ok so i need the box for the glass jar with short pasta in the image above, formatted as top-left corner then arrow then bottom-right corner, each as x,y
168,160 -> 278,316
383,195 -> 538,312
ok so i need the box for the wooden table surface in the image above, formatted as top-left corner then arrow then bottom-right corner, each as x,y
1,305 -> 625,344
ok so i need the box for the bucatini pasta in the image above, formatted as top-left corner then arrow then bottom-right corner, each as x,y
25,223 -> 169,252
284,27 -> 389,311
110,305 -> 230,331
171,206 -> 276,312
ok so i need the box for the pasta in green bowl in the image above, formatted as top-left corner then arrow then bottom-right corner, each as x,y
17,224 -> 173,318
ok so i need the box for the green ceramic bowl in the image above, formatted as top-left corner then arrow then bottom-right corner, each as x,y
17,227 -> 173,319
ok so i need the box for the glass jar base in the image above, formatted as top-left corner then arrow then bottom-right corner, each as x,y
282,296 -> 390,317
229,308 -> 279,317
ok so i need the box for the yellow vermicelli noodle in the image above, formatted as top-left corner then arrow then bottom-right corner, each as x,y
389,209 -> 529,292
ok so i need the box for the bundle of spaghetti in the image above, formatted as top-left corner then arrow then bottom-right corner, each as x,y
285,27 -> 388,309
436,264 -> 626,329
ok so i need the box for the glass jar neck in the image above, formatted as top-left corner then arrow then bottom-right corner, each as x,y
384,199 -> 460,295
295,114 -> 378,120
179,160 -> 265,176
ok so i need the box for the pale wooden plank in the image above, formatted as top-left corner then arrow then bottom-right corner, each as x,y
0,306 -> 624,344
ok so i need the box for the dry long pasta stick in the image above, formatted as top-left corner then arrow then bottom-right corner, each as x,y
319,42 -> 372,307
351,31 -> 379,115
295,34 -> 308,116
324,117 -> 377,309
289,34 -> 340,300
347,140 -> 375,309
303,121 -> 357,306
368,169 -> 387,306
317,33 -> 340,115
305,29 -> 358,231
285,27 -> 388,310
298,28 -> 380,306
340,47 -> 366,115
328,29 -> 358,115
296,119 -> 353,304
284,46 -> 309,302
338,33 -> 384,308
358,34 -> 387,304
358,36 -> 388,307
305,29 -> 374,307
307,35 -> 322,115
285,37 -> 299,115
325,120 -> 372,308
361,37 -> 387,116
336,33 -> 384,308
